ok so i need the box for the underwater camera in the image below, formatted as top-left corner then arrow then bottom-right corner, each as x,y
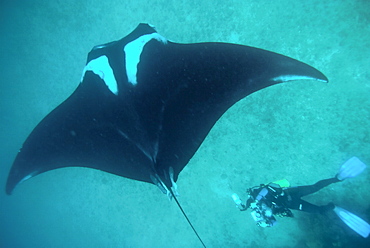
250,202 -> 276,227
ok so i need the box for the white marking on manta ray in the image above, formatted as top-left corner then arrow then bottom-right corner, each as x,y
81,55 -> 118,95
272,75 -> 326,82
20,174 -> 32,183
169,167 -> 179,196
18,171 -> 38,185
93,44 -> 106,49
93,43 -> 110,50
150,171 -> 178,200
124,33 -> 167,86
117,129 -> 152,160
92,41 -> 116,50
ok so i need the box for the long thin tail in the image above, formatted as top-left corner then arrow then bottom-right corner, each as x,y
171,190 -> 207,247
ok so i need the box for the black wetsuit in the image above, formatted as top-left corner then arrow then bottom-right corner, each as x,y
247,177 -> 340,215
284,177 -> 339,214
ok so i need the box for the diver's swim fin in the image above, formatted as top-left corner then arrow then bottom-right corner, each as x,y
272,179 -> 290,188
334,206 -> 370,238
336,157 -> 366,181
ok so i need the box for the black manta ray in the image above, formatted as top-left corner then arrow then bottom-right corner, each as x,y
6,23 -> 327,246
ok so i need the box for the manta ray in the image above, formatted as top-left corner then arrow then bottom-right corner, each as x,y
6,23 -> 327,246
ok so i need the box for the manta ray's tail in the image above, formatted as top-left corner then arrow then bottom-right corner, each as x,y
171,190 -> 207,247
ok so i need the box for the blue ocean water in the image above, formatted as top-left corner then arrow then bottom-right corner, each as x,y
1,0 -> 369,247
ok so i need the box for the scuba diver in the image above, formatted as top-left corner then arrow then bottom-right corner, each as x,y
231,157 -> 370,238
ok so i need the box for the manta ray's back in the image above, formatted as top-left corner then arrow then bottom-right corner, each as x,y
6,23 -> 327,195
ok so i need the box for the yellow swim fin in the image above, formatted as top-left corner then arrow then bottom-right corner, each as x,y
272,179 -> 290,188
